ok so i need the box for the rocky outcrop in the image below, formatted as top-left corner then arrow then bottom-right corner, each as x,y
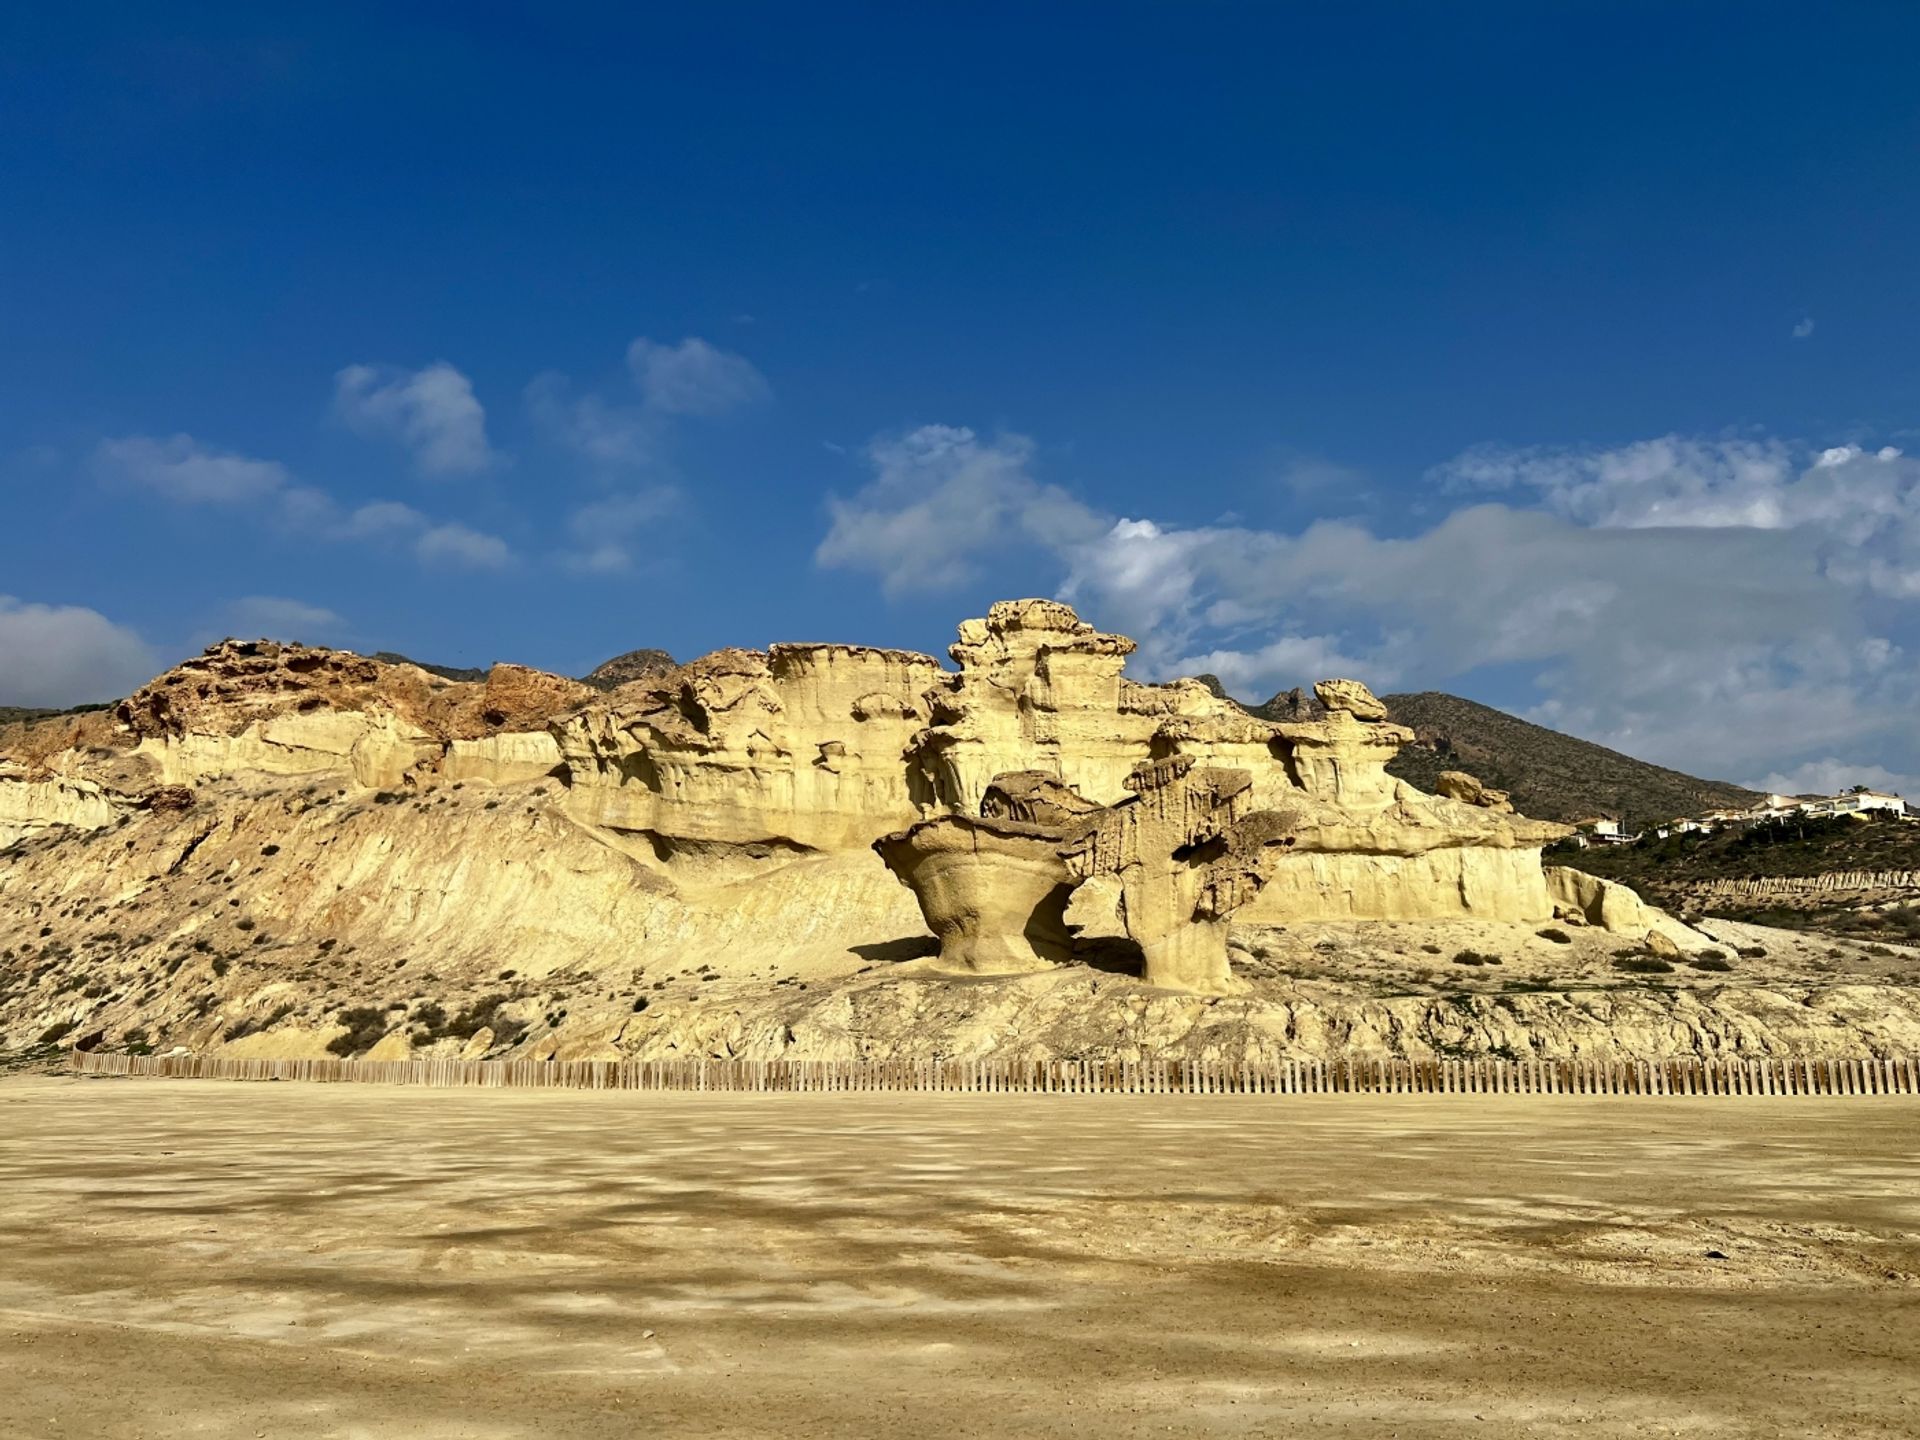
5,768 -> 1909,1063
11,596 -> 1783,1062
914,599 -> 1230,812
556,643 -> 945,852
582,648 -> 676,689
1313,677 -> 1390,722
1059,758 -> 1272,992
0,766 -> 135,847
443,731 -> 566,786
462,664 -> 594,733
103,640 -> 591,790
1435,769 -> 1514,813
1546,866 -> 1709,948
859,610 -> 1584,988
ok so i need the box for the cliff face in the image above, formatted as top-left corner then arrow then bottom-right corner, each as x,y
556,642 -> 945,853
3,601 -> 1915,1065
581,647 -> 676,689
555,599 -> 1570,927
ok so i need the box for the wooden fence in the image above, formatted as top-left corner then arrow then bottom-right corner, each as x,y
68,1049 -> 1920,1096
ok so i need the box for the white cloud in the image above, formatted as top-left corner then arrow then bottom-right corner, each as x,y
817,425 -> 1107,595
1436,435 -> 1805,528
222,599 -> 347,641
275,487 -> 430,540
531,337 -> 769,473
559,488 -> 679,573
95,433 -> 514,569
333,361 -> 496,475
1756,758 -> 1919,800
1431,435 -> 1920,592
526,372 -> 657,468
1062,503 -> 1913,779
1275,455 -> 1371,509
563,544 -> 631,575
0,597 -> 158,707
226,596 -> 347,642
95,434 -> 289,503
415,521 -> 513,570
1793,316 -> 1816,339
1171,634 -> 1382,700
336,499 -> 428,539
627,337 -> 769,417
816,423 -> 1920,785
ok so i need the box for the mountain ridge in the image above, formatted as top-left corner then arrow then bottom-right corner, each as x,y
1376,691 -> 1760,829
1188,676 -> 1760,828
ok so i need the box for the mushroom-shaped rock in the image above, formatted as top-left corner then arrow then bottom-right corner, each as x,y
1313,677 -> 1390,721
1059,756 -> 1275,994
873,805 -> 1082,975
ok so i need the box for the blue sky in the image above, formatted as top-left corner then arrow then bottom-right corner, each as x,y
4,4 -> 1919,794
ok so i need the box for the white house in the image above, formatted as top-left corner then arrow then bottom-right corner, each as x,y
1741,788 -> 1910,824
1829,789 -> 1906,817
1574,817 -> 1636,843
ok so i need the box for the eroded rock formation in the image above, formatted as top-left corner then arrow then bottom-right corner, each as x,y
1059,758 -> 1272,991
556,643 -> 945,853
870,771 -> 1099,975
2,596 -> 1777,1062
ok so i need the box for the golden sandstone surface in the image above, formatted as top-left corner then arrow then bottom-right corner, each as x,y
4,599 -> 1916,1064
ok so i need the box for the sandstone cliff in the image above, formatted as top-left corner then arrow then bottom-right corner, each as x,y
4,601 -> 1915,1067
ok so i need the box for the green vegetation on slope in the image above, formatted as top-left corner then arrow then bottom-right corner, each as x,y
1565,814 -> 1920,943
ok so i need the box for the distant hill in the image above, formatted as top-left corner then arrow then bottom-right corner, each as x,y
0,702 -> 111,726
582,648 -> 677,690
1376,692 -> 1760,828
372,652 -> 489,684
1193,678 -> 1760,829
355,648 -> 683,691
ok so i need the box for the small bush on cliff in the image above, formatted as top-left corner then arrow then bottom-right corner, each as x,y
224,1004 -> 295,1043
407,1001 -> 448,1046
38,1020 -> 77,1045
1687,956 -> 1734,972
405,995 -> 527,1049
449,994 -> 528,1047
1535,927 -> 1573,944
326,1005 -> 389,1057
1451,950 -> 1502,966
